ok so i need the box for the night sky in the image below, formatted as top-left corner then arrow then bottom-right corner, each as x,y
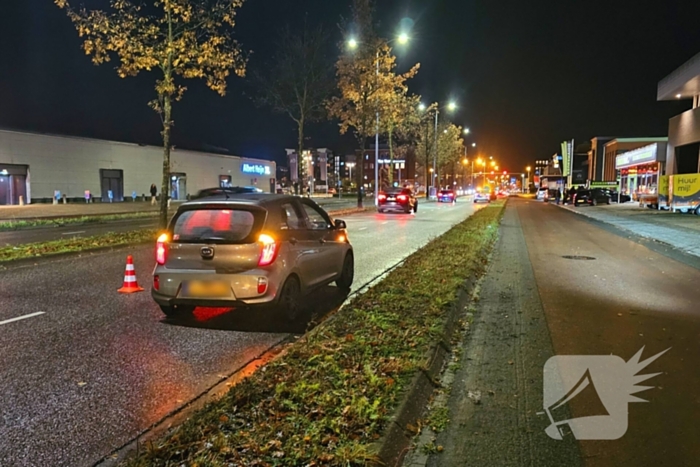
3,0 -> 700,171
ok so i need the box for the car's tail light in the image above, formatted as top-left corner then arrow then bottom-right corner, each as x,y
156,233 -> 168,265
153,275 -> 160,291
397,195 -> 408,202
378,194 -> 387,201
257,277 -> 268,294
258,234 -> 279,267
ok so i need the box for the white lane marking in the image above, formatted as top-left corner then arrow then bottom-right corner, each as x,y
358,227 -> 368,231
61,231 -> 86,236
0,312 -> 45,326
382,221 -> 388,225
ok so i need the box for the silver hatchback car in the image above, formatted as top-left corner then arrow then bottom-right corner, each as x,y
151,194 -> 354,319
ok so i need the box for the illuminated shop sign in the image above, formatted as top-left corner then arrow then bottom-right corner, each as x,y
616,145 -> 659,169
241,163 -> 271,175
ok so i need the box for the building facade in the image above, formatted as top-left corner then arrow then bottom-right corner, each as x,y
587,137 -> 614,182
615,142 -> 668,199
601,138 -> 667,182
0,129 -> 276,205
285,148 -> 332,193
658,51 -> 700,176
356,145 -> 416,190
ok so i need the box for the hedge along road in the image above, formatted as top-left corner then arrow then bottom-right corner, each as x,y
0,199 -> 485,467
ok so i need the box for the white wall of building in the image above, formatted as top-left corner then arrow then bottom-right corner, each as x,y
0,129 -> 275,201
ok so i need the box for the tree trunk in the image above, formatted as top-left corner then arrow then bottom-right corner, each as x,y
297,118 -> 304,196
159,93 -> 172,229
388,126 -> 394,186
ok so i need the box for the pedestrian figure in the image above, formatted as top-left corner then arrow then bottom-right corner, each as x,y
555,187 -> 562,205
569,186 -> 577,206
150,184 -> 157,205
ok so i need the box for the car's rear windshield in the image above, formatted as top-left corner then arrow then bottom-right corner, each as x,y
171,208 -> 264,244
440,190 -> 453,194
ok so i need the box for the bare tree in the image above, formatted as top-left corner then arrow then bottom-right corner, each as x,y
252,22 -> 334,194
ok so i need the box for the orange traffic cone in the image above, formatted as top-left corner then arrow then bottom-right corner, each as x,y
118,255 -> 145,294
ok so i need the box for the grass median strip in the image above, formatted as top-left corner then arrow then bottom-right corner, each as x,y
123,201 -> 506,467
0,229 -> 158,263
0,211 -> 161,231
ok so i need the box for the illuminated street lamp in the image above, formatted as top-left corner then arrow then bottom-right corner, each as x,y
347,32 -> 410,207
526,165 -> 532,193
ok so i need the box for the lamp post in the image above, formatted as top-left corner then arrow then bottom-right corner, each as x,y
429,102 -> 457,196
349,33 -> 409,207
526,166 -> 531,193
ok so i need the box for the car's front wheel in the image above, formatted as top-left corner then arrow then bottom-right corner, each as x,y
336,253 -> 354,292
278,276 -> 303,321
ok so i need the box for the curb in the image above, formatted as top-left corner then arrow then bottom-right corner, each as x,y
370,275 -> 481,467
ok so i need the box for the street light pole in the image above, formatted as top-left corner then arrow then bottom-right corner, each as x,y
374,51 -> 380,206
432,109 -> 439,193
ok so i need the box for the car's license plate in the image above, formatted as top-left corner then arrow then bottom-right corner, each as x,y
183,281 -> 230,297
388,197 -> 396,201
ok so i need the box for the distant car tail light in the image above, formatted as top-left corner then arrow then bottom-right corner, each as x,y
397,195 -> 408,202
378,194 -> 387,201
258,234 -> 279,267
156,233 -> 169,265
153,275 -> 160,291
257,277 -> 268,294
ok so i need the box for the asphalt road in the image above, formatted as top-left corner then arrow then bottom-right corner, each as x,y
0,198 -> 482,467
0,198 -> 363,246
431,198 -> 700,467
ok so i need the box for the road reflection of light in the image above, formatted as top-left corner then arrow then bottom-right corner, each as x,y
110,331 -> 197,426
194,307 -> 234,322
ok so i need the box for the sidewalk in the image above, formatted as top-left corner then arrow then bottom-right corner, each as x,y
554,201 -> 700,258
0,197 -> 359,221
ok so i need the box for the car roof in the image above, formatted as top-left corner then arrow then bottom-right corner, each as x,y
180,193 -> 300,208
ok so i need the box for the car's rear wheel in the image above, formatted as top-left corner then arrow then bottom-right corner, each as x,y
336,253 -> 354,291
278,275 -> 302,321
695,206 -> 700,216
413,201 -> 418,213
159,304 -> 194,317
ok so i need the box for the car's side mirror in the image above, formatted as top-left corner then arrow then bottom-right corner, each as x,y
335,219 -> 347,230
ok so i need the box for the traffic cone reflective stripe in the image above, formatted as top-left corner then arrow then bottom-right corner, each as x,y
118,255 -> 144,294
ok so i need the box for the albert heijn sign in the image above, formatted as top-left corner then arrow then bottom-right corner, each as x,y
241,163 -> 271,176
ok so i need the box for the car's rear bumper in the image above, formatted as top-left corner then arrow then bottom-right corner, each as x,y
151,289 -> 277,308
378,202 -> 411,212
151,267 -> 285,306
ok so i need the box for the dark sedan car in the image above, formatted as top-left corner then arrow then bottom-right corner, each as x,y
604,189 -> 631,203
573,188 -> 611,206
191,186 -> 263,200
378,188 -> 418,214
438,190 -> 457,203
